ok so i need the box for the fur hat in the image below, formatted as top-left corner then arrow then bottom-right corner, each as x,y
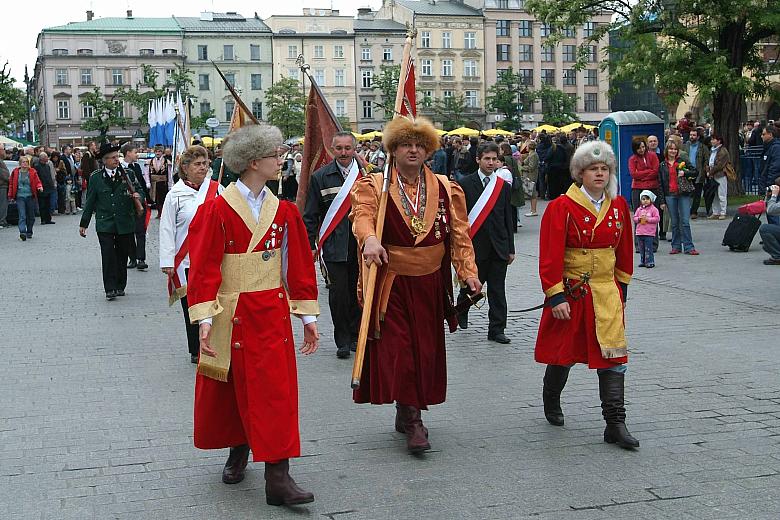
383,116 -> 440,155
570,140 -> 619,199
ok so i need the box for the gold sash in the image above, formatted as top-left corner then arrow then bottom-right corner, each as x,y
563,247 -> 627,359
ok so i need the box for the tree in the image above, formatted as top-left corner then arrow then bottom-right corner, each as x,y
337,116 -> 352,132
432,94 -> 468,131
370,64 -> 401,120
0,63 -> 26,130
526,0 -> 780,189
118,64 -> 196,123
80,87 -> 131,143
265,76 -> 305,138
530,85 -> 578,126
487,67 -> 529,131
190,107 -> 215,135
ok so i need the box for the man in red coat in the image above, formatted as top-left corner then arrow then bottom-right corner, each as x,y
535,140 -> 639,450
187,123 -> 320,506
350,116 -> 481,454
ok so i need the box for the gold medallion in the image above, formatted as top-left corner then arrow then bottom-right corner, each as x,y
410,215 -> 426,236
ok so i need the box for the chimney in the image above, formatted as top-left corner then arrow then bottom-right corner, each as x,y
86,10 -> 94,21
357,7 -> 373,19
126,9 -> 133,18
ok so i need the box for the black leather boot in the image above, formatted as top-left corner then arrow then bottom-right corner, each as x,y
598,370 -> 640,449
542,365 -> 570,426
222,444 -> 250,484
265,459 -> 314,506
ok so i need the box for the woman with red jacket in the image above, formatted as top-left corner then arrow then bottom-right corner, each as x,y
8,155 -> 44,241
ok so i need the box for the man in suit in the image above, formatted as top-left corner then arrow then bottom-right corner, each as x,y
303,132 -> 361,359
121,142 -> 150,270
79,143 -> 143,300
36,152 -> 56,225
456,142 -> 515,344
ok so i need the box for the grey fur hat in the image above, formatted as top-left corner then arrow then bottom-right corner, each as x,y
569,140 -> 619,199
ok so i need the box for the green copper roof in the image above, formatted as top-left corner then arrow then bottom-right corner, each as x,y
44,17 -> 181,33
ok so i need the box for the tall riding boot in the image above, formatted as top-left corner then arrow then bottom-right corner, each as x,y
542,365 -> 570,426
396,404 -> 430,453
598,370 -> 640,449
222,444 -> 250,484
264,459 -> 315,506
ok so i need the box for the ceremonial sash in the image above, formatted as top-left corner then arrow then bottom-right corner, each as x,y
168,180 -> 220,305
467,175 -> 505,238
317,160 -> 359,253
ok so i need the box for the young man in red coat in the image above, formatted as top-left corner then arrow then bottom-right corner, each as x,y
187,123 -> 320,506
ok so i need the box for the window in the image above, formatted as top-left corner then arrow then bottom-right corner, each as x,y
252,101 -> 262,120
465,90 -> 478,108
421,59 -> 432,77
288,45 -> 298,59
77,48 -> 93,55
334,69 -> 345,87
251,74 -> 262,90
519,69 -> 533,86
250,44 -> 261,61
441,60 -> 453,77
334,45 -> 344,59
563,69 -> 576,86
57,100 -> 70,119
111,69 -> 124,85
383,47 -> 392,61
563,45 -> 576,62
563,27 -> 576,38
81,103 -> 94,119
541,45 -> 554,62
200,101 -> 211,116
542,69 -> 555,86
314,69 -> 325,86
223,45 -> 234,61
420,31 -> 430,48
442,32 -> 451,49
518,20 -> 532,37
199,74 -> 209,91
362,100 -> 373,119
197,45 -> 208,61
540,24 -> 552,37
584,92 -> 598,112
583,22 -> 596,37
496,44 -> 510,62
162,49 -> 177,55
361,47 -> 371,60
518,45 -> 532,61
587,45 -> 598,63
361,69 -> 373,88
165,68 -> 175,80
314,45 -> 324,59
287,68 -> 299,79
464,60 -> 477,77
55,69 -> 68,86
139,48 -> 154,56
585,69 -> 598,86
422,90 -> 434,107
113,100 -> 124,118
496,0 -> 509,7
80,69 -> 92,85
335,99 -> 345,117
497,68 -> 508,79
224,73 -> 235,89
52,48 -> 68,56
496,20 -> 510,37
225,100 -> 235,120
442,90 -> 453,100
464,32 -> 476,49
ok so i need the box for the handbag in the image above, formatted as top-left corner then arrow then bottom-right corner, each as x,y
677,174 -> 696,194
522,177 -> 535,198
724,162 -> 737,182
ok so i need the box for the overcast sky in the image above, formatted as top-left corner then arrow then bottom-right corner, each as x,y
1,0 -> 382,88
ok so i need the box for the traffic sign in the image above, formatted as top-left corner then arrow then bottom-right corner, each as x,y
205,117 -> 220,129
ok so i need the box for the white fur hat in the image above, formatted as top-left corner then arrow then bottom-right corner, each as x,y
569,140 -> 619,199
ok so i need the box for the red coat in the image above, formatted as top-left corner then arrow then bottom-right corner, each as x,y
186,185 -> 318,462
628,152 -> 659,189
536,185 -> 633,369
8,167 -> 43,199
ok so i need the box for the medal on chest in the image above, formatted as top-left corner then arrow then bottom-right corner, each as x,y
398,173 -> 427,238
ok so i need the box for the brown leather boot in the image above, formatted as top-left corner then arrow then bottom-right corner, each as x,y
397,405 -> 430,453
222,444 -> 250,484
395,403 -> 411,433
264,459 -> 315,506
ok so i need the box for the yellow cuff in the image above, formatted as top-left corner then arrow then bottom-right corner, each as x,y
544,282 -> 565,298
189,299 -> 223,322
615,269 -> 632,284
289,299 -> 320,316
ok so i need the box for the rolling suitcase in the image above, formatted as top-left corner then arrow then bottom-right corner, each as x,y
722,214 -> 761,252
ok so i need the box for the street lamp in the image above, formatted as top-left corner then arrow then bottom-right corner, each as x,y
23,65 -> 32,142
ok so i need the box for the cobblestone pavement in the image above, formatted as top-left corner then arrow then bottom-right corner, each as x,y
1,202 -> 779,520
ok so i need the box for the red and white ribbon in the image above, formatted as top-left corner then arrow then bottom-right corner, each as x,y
317,160 -> 359,253
468,175 -> 505,238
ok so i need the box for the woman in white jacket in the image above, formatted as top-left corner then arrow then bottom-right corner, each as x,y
159,145 -> 223,364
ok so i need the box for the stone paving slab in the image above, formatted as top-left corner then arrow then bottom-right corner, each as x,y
1,202 -> 779,519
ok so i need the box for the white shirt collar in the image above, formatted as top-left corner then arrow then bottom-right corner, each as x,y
580,185 -> 605,212
478,170 -> 493,184
235,179 -> 267,222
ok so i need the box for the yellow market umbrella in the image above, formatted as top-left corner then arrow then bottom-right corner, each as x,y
198,136 -> 223,147
482,128 -> 514,136
446,127 -> 480,137
531,124 -> 560,133
0,136 -> 22,146
434,128 -> 447,136
351,131 -> 364,139
558,122 -> 583,133
361,130 -> 383,140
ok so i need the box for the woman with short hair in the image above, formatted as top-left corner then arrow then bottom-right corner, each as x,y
8,156 -> 44,241
521,140 -> 540,216
659,140 -> 699,255
706,133 -> 731,219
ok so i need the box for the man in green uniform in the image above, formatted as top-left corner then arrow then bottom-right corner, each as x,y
79,143 -> 144,300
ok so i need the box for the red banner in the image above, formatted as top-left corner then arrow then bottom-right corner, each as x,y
399,59 -> 417,119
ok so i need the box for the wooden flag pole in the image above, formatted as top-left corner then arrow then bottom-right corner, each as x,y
351,26 -> 416,390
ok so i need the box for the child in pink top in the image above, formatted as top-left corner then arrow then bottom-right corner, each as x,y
633,190 -> 660,268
